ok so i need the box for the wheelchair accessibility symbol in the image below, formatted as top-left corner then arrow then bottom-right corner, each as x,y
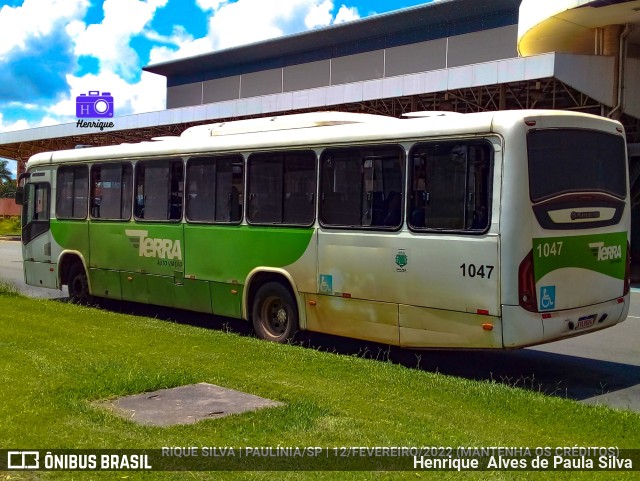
319,274 -> 333,294
539,286 -> 556,311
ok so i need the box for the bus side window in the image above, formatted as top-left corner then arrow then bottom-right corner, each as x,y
135,159 -> 183,221
320,145 -> 404,229
56,165 -> 88,220
25,183 -> 50,224
409,141 -> 492,232
22,182 -> 51,244
247,150 -> 316,226
186,155 -> 244,224
135,193 -> 145,219
90,163 -> 133,220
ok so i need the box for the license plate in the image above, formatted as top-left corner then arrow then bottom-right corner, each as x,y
575,315 -> 597,330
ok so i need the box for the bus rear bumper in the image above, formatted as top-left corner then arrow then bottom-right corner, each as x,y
501,294 -> 629,348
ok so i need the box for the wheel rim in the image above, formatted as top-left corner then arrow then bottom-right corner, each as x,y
260,295 -> 289,336
70,273 -> 88,302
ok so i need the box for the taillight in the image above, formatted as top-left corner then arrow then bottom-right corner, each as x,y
518,250 -> 538,312
624,240 -> 631,295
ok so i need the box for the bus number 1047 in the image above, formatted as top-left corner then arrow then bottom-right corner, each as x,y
460,263 -> 494,279
536,241 -> 563,258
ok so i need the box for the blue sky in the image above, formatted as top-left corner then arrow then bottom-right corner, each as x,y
0,0 -> 430,136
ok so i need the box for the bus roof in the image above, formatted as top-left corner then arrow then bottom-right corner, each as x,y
180,111 -> 400,138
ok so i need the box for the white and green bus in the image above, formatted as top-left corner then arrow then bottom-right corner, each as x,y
17,109 -> 630,349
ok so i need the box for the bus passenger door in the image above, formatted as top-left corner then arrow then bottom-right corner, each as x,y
308,146 -> 405,345
119,159 -> 186,308
397,138 -> 502,349
312,228 -> 402,345
21,173 -> 58,289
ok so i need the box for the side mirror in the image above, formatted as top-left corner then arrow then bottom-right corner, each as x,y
15,172 -> 30,206
14,186 -> 23,205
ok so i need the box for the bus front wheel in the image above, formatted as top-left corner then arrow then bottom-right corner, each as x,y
252,282 -> 299,343
68,262 -> 92,305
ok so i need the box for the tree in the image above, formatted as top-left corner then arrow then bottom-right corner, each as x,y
0,160 -> 15,198
0,160 -> 12,183
0,180 -> 16,198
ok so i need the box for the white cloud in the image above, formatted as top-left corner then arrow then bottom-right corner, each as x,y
148,38 -> 214,64
0,0 -> 88,60
201,0 -> 361,51
137,1 -> 362,81
305,0 -> 334,28
147,27 -> 214,64
0,112 -> 30,133
129,72 -> 167,114
334,4 -> 359,24
0,108 -> 71,133
69,0 -> 168,79
146,0 -> 357,64
205,0 -> 292,50
195,0 -> 228,10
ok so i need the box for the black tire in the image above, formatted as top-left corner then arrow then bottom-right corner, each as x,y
68,262 -> 92,305
252,282 -> 299,343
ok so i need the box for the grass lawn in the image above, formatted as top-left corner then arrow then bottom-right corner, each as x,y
0,284 -> 639,480
0,216 -> 20,236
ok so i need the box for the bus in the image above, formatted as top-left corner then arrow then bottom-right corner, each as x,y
16,109 -> 630,349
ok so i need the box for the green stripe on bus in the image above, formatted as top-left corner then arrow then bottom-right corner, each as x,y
50,221 -> 90,254
51,221 -> 313,284
183,225 -> 313,281
533,232 -> 627,282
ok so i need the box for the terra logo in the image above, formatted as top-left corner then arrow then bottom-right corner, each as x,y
588,242 -> 622,261
125,230 -> 182,260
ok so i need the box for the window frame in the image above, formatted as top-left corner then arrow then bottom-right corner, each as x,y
89,162 -> 133,221
185,154 -> 245,225
56,164 -> 89,220
246,149 -> 317,227
407,138 -> 494,235
22,182 -> 51,245
318,144 -> 406,231
527,128 -> 627,203
134,158 -> 185,223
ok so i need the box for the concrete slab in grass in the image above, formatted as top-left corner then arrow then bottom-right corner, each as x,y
99,382 -> 284,427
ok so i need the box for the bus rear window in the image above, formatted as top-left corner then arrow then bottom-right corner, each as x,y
527,129 -> 627,202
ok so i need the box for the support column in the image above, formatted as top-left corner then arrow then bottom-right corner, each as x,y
498,84 -> 506,110
603,24 -> 624,119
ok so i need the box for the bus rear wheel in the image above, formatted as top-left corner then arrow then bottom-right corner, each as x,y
68,262 -> 92,305
252,282 -> 299,343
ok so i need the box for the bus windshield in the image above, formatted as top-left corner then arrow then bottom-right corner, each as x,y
527,129 -> 626,202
